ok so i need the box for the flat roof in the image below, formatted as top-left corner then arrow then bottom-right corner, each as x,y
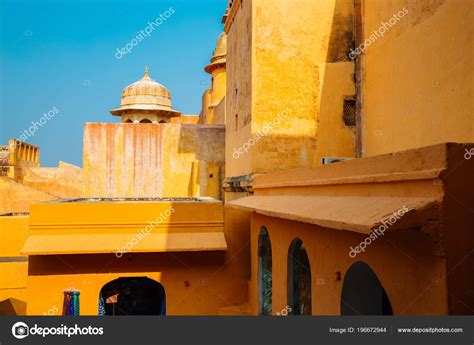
40,197 -> 218,204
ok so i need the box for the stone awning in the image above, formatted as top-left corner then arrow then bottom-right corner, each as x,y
228,195 -> 440,234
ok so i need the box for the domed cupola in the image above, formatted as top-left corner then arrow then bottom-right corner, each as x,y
110,67 -> 181,123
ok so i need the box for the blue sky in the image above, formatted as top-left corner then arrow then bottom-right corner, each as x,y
0,0 -> 225,166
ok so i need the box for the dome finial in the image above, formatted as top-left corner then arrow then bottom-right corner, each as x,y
143,66 -> 150,80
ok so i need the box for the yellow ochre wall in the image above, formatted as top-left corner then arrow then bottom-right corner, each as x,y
24,199 -> 249,315
0,177 -> 56,214
225,0 -> 253,178
207,68 -> 227,125
0,216 -> 29,315
26,253 -> 245,316
250,213 -> 447,315
362,0 -> 474,156
82,123 -> 225,199
226,0 -> 356,178
22,162 -> 82,199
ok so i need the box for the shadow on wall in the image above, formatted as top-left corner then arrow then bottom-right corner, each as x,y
175,125 -> 225,199
317,0 -> 357,161
0,298 -> 26,316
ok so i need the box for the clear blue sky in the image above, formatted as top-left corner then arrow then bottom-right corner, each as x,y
0,0 -> 225,166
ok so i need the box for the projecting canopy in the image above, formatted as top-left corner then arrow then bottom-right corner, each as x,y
21,232 -> 227,255
228,195 -> 440,234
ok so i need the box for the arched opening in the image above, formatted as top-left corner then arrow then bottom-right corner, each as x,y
98,277 -> 166,316
340,261 -> 393,315
139,118 -> 152,123
124,119 -> 133,123
258,227 -> 272,315
287,238 -> 312,315
159,120 -> 167,124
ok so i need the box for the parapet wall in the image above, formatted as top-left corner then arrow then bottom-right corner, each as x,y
82,123 -> 225,199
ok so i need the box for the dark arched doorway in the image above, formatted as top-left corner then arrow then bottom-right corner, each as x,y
287,238 -> 312,315
139,118 -> 152,123
98,277 -> 166,316
258,227 -> 272,315
340,261 -> 393,315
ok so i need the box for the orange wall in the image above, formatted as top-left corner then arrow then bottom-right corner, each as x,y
27,251 -> 248,316
250,213 -> 447,315
362,0 -> 474,156
0,216 -> 29,315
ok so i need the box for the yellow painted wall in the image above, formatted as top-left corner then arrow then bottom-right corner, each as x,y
250,213 -> 447,315
22,162 -> 82,199
82,123 -> 224,199
206,68 -> 227,125
0,216 -> 29,315
225,0 -> 356,178
24,198 -> 249,315
26,252 -> 248,316
225,0 -> 253,177
362,0 -> 474,156
241,143 -> 473,315
213,97 -> 226,125
0,177 -> 56,214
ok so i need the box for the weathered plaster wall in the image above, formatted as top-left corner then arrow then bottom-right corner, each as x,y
225,0 -> 356,177
225,0 -> 253,178
0,177 -> 56,214
250,213 -> 447,315
213,97 -> 226,125
251,0 -> 355,173
22,162 -> 82,199
362,0 -> 474,156
82,123 -> 225,199
171,115 -> 200,125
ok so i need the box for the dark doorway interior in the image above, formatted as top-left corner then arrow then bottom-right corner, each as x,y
288,238 -> 312,315
99,277 -> 166,316
340,261 -> 393,315
258,227 -> 272,315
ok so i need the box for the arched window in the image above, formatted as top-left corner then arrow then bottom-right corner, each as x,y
287,238 -> 312,315
98,277 -> 166,316
124,119 -> 133,123
340,261 -> 392,315
159,120 -> 166,124
140,118 -> 152,123
258,227 -> 272,315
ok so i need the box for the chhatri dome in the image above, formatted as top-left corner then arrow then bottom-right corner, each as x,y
205,32 -> 227,74
110,67 -> 181,123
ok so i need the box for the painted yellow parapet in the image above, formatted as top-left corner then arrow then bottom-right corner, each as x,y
21,197 -> 250,316
22,197 -> 226,256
